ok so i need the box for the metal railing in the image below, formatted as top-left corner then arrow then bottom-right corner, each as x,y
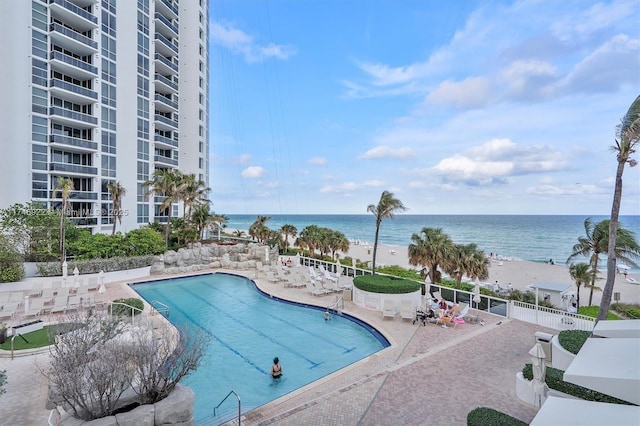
108,301 -> 147,326
50,51 -> 98,74
327,295 -> 344,313
50,78 -> 97,99
150,300 -> 170,318
213,390 -> 241,425
49,0 -> 98,25
49,23 -> 98,49
511,301 -> 595,331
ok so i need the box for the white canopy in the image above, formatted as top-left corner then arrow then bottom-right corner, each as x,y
530,396 -> 640,425
564,338 -> 640,405
592,319 -> 640,339
527,281 -> 572,293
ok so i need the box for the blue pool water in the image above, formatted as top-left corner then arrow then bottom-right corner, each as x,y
131,273 -> 389,425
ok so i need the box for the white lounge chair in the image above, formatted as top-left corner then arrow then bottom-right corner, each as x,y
400,300 -> 414,321
306,280 -> 330,297
49,296 -> 69,314
87,277 -> 100,291
28,282 -> 43,298
23,298 -> 45,319
0,302 -> 19,320
382,300 -> 396,319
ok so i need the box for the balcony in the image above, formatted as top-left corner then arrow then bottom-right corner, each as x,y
49,0 -> 98,31
49,51 -> 97,79
154,53 -> 179,75
154,133 -> 179,149
156,0 -> 178,20
71,217 -> 98,226
154,155 -> 179,166
50,78 -> 97,103
155,13 -> 179,38
154,33 -> 178,56
154,114 -> 178,131
50,106 -> 98,128
154,73 -> 178,93
49,162 -> 98,175
50,134 -> 98,151
49,190 -> 98,200
154,195 -> 167,204
49,23 -> 97,55
154,94 -> 178,112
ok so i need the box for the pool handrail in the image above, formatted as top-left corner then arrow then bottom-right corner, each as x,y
149,300 -> 171,318
213,390 -> 241,425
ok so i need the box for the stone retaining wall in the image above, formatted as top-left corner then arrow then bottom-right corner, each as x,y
151,242 -> 278,275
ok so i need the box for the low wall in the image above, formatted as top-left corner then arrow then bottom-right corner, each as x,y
551,335 -> 576,370
152,242 -> 278,275
352,287 -> 421,313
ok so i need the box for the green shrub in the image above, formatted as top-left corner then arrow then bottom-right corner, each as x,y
353,275 -> 421,294
557,330 -> 590,354
376,266 -> 421,280
577,305 -> 622,320
0,235 -> 25,283
522,364 -> 632,405
111,298 -> 144,316
36,255 -> 155,277
467,407 -> 527,426
612,302 -> 640,319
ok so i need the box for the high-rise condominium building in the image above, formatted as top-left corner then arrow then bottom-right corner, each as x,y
0,0 -> 209,233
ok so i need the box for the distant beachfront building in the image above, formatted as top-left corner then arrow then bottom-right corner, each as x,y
0,0 -> 210,233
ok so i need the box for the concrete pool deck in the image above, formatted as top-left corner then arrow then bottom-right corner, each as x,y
0,268 -> 554,425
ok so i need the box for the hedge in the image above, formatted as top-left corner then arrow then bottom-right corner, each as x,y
557,330 -> 590,355
467,407 -> 527,426
353,274 -> 421,294
36,255 -> 155,277
522,364 -> 633,405
110,298 -> 144,316
577,305 -> 622,320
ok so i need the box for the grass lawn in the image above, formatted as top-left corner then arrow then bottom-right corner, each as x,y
0,326 -> 54,351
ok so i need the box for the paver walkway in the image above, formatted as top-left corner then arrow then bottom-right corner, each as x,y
0,269 -> 554,425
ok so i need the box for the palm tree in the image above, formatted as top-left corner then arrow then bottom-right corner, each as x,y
181,174 -> 210,219
143,169 -> 183,245
445,243 -> 489,288
367,190 -> 406,274
280,224 -> 297,252
327,230 -> 350,261
568,262 -> 592,310
191,203 -> 212,240
567,218 -> 640,305
249,215 -> 271,243
408,227 -> 454,283
54,177 -> 74,263
106,181 -> 127,235
296,224 -> 322,257
599,95 -> 640,321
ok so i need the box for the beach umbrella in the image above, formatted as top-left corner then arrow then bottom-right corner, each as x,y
473,279 -> 482,308
98,270 -> 106,294
73,266 -> 80,288
62,260 -> 68,287
529,343 -> 549,408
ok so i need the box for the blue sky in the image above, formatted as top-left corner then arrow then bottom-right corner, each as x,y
208,0 -> 640,215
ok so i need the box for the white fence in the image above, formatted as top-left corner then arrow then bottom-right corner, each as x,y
511,301 -> 595,331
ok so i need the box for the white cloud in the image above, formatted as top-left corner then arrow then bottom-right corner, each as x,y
551,0 -> 636,42
241,166 -> 264,178
431,138 -> 570,185
360,146 -> 415,160
210,21 -> 297,63
426,77 -> 493,109
498,60 -> 558,100
234,154 -> 251,165
364,180 -> 384,187
526,183 -> 601,195
308,157 -> 326,166
320,182 -> 359,194
408,181 -> 427,189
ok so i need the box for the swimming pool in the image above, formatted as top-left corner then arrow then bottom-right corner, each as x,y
131,273 -> 389,424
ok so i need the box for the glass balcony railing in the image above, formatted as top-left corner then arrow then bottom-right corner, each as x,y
154,94 -> 178,110
155,13 -> 179,35
50,107 -> 98,125
155,33 -> 178,54
154,74 -> 178,91
50,79 -> 98,99
49,162 -> 98,175
49,23 -> 98,49
49,0 -> 98,25
154,155 -> 179,166
49,190 -> 98,200
154,134 -> 179,148
154,114 -> 178,129
158,0 -> 179,17
50,134 -> 98,150
50,51 -> 98,74
70,217 -> 98,226
154,54 -> 179,73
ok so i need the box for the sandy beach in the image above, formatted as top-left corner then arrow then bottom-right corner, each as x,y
343,242 -> 640,307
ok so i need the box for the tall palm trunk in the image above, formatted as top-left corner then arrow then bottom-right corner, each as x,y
598,159 -> 625,321
371,223 -> 380,274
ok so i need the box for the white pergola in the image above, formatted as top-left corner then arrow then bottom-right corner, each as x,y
530,396 -> 640,425
592,319 -> 640,338
563,337 -> 640,405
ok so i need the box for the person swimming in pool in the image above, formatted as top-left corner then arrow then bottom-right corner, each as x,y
271,357 -> 282,380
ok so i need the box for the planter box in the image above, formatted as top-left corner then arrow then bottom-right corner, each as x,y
11,320 -> 44,336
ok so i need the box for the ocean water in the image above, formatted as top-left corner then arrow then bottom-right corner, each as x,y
225,215 -> 640,272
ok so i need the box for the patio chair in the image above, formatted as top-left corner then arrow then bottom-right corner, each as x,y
87,277 -> 100,291
23,298 -> 46,319
0,302 -> 19,320
49,296 -> 69,314
28,282 -> 43,298
400,300 -> 414,321
306,280 -> 330,297
382,299 -> 396,320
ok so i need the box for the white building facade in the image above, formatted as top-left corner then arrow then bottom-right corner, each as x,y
0,0 -> 210,233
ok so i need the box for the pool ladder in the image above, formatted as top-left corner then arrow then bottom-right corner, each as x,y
213,390 -> 241,425
149,300 -> 170,318
327,295 -> 344,314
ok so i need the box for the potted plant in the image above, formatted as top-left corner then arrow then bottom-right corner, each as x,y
0,322 -> 7,344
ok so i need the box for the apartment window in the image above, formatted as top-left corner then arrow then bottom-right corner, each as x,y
102,131 -> 116,154
136,0 -> 149,15
199,61 -> 203,72
199,28 -> 203,41
199,141 -> 203,153
101,155 -> 116,177
199,125 -> 204,137
102,59 -> 116,84
137,96 -> 149,119
32,87 -> 47,115
101,83 -> 116,107
137,161 -> 148,181
102,10 -> 116,38
32,173 -> 48,199
101,107 -> 116,131
199,157 -> 204,169
137,11 -> 149,35
137,54 -> 149,77
31,144 -> 47,172
101,35 -> 116,61
137,140 -> 149,160
32,116 -> 48,143
32,57 -> 48,88
102,0 -> 116,15
137,75 -> 149,97
137,118 -> 149,139
32,29 -> 47,58
199,77 -> 204,88
137,32 -> 149,56
137,204 -> 149,223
